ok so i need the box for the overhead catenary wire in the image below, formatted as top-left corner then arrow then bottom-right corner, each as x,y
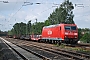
9,5 -> 23,21
9,1 -> 58,22
23,2 -> 60,21
10,0 -> 60,20
9,0 -> 27,21
12,0 -> 18,12
2,0 -> 27,31
25,6 -> 58,22
8,1 -> 61,22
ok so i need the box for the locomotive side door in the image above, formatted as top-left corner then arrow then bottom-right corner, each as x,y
59,26 -> 61,38
59,25 -> 64,40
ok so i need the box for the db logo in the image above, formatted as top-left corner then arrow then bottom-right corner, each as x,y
48,30 -> 52,35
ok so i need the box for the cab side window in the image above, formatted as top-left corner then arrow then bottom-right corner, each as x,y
60,27 -> 61,30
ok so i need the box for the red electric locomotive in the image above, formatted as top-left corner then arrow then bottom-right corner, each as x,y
41,23 -> 78,44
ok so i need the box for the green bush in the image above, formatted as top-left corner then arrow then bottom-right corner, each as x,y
80,33 -> 90,43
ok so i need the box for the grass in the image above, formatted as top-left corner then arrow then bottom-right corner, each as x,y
54,43 -> 90,54
54,43 -> 66,48
53,43 -> 90,56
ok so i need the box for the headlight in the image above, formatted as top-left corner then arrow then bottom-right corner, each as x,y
74,33 -> 77,35
65,32 -> 68,35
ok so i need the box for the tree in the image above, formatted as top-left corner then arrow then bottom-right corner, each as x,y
12,22 -> 26,35
31,22 -> 44,34
44,20 -> 51,26
27,20 -> 31,34
80,33 -> 90,43
60,0 -> 74,24
8,30 -> 13,35
47,0 -> 74,24
19,22 -> 26,35
78,28 -> 83,40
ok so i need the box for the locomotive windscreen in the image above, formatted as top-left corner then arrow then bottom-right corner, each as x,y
65,26 -> 76,30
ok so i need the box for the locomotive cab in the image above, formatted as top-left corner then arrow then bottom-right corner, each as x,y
63,24 -> 78,44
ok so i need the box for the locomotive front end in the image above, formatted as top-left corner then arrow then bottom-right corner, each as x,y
64,24 -> 78,44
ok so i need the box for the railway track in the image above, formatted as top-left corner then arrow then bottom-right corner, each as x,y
61,43 -> 90,51
3,37 -> 90,60
0,37 -> 43,60
26,42 -> 90,59
77,43 -> 90,50
4,38 -> 70,60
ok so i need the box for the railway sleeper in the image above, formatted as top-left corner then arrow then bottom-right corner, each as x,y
43,47 -> 85,60
23,43 -> 86,60
56,48 -> 90,59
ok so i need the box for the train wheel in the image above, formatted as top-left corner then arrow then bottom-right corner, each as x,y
53,40 -> 55,44
52,40 -> 54,44
49,40 -> 51,43
50,40 -> 52,44
55,40 -> 57,44
38,40 -> 41,43
58,41 -> 61,45
44,39 -> 46,43
72,41 -> 78,44
46,40 -> 48,43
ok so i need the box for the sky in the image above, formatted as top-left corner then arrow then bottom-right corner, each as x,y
0,0 -> 90,31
